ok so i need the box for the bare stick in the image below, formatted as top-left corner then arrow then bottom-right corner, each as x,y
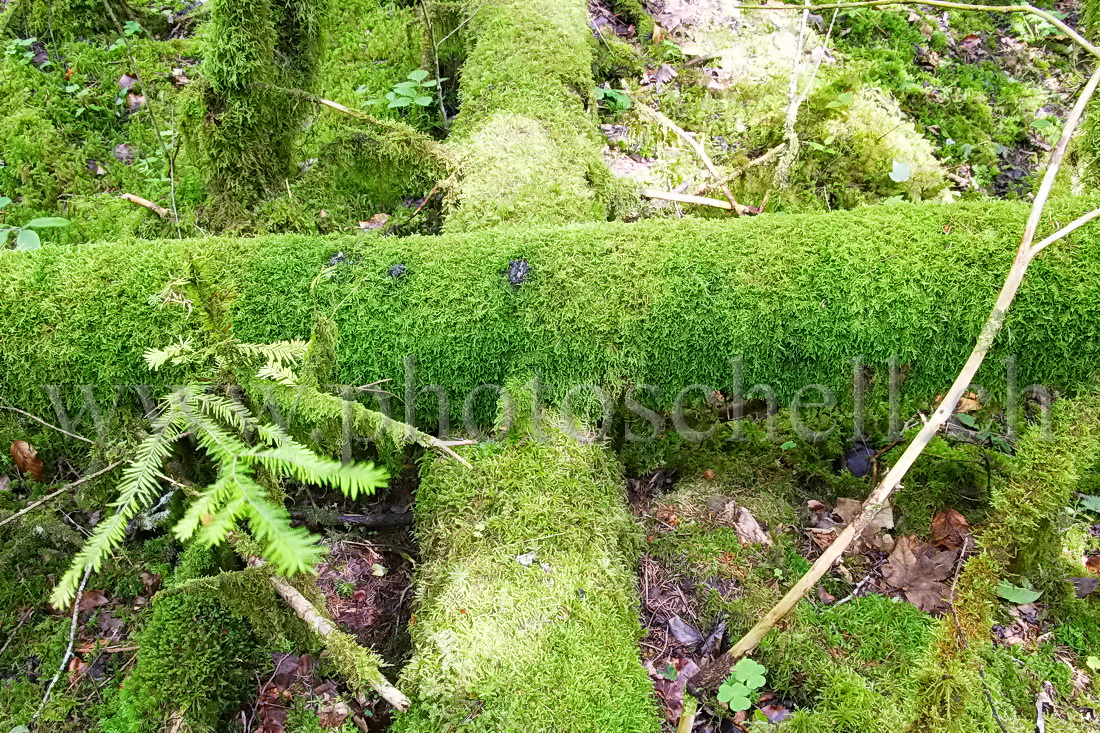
0,610 -> 33,661
0,461 -> 123,529
0,402 -> 96,445
738,1 -> 1100,58
689,63 -> 1100,693
120,193 -> 172,220
32,565 -> 92,722
421,2 -> 449,132
248,560 -> 411,711
632,101 -> 751,214
642,189 -> 736,210
774,2 -> 811,190
1031,207 -> 1100,255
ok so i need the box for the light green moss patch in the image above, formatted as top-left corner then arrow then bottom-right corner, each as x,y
393,426 -> 660,732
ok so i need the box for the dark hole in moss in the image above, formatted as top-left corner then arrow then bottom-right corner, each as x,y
508,259 -> 531,286
387,263 -> 407,278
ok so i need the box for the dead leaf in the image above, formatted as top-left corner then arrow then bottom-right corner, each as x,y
113,143 -> 135,165
78,590 -> 109,613
666,615 -> 702,645
715,500 -> 771,546
817,585 -> 836,604
646,657 -> 699,721
701,469 -> 716,480
67,656 -> 88,685
169,68 -> 191,86
0,476 -> 8,492
1070,576 -> 1098,598
125,93 -> 145,112
930,508 -> 971,550
358,213 -> 388,230
317,699 -> 350,728
956,392 -> 981,413
882,535 -> 958,613
808,528 -> 837,550
140,571 -> 162,596
86,159 -> 107,176
10,441 -> 44,482
118,73 -> 138,90
1086,555 -> 1100,575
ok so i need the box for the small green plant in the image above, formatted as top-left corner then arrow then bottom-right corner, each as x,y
1087,656 -> 1100,673
595,87 -> 632,113
0,197 -> 70,250
4,37 -> 40,65
995,578 -> 1042,605
108,20 -> 143,51
335,578 -> 355,598
825,91 -> 854,109
717,658 -> 767,712
806,135 -> 838,155
364,69 -> 442,109
953,413 -> 1012,452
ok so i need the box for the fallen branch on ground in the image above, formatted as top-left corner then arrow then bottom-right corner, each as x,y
120,193 -> 172,221
246,556 -> 411,711
0,461 -> 124,530
689,62 -> 1100,693
631,98 -> 757,215
642,189 -> 738,210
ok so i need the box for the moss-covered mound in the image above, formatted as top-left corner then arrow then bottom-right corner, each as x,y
2,199 -> 1100,442
394,424 -> 660,732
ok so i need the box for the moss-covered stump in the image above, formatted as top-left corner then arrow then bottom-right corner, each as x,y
393,425 -> 660,731
438,0 -> 620,231
2,200 -> 1100,446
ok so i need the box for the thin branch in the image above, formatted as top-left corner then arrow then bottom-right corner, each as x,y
32,565 -> 92,722
101,0 -> 181,237
421,2 -> 449,133
0,402 -> 96,445
632,99 -> 753,214
1030,207 -> 1100,255
737,1 -> 1100,58
688,62 -> 1100,693
774,1 -> 811,190
120,193 -> 172,220
0,610 -> 33,661
0,461 -> 124,529
642,189 -> 737,210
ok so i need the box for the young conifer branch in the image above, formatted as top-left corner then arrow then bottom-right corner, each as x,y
690,62 -> 1100,692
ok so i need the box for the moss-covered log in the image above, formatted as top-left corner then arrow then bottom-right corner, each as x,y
393,421 -> 660,731
2,200 -> 1100,445
437,0 -> 621,231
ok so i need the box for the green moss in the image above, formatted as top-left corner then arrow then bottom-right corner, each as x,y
393,425 -> 660,731
109,592 -> 263,732
437,0 -> 622,230
2,200 -> 1100,446
191,0 -> 327,227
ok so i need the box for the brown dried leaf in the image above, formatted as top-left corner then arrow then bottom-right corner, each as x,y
10,441 -> 44,482
118,73 -> 138,90
930,508 -> 970,550
1086,554 -> 1100,575
358,213 -> 389,230
317,700 -> 350,728
78,589 -> 109,613
817,585 -> 836,604
882,535 -> 958,612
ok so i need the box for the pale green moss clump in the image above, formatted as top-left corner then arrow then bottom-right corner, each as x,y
393,424 -> 660,731
439,0 -> 623,231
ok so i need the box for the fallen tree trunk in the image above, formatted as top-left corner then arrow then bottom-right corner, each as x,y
391,418 -> 660,731
2,200 -> 1099,444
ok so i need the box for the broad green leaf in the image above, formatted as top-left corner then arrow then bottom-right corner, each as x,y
955,413 -> 978,429
717,680 -> 752,711
1031,118 -> 1053,129
408,69 -> 429,82
414,96 -> 434,106
24,216 -> 70,228
0,229 -> 9,247
889,159 -> 911,183
995,579 -> 1041,605
14,229 -> 40,250
1079,494 -> 1100,513
733,657 -> 767,688
780,440 -> 796,450
0,196 -> 11,209
388,97 -> 412,108
1087,656 -> 1100,673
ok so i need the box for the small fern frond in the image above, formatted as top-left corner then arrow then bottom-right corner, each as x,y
51,421 -> 183,608
173,472 -> 234,541
247,440 -> 388,500
194,391 -> 259,435
195,494 -> 248,548
234,473 -> 325,573
237,340 -> 309,366
144,338 -> 195,371
256,361 -> 299,387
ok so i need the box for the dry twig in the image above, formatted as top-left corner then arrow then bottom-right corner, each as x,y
0,461 -> 124,530
120,193 -> 172,220
689,63 -> 1100,693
